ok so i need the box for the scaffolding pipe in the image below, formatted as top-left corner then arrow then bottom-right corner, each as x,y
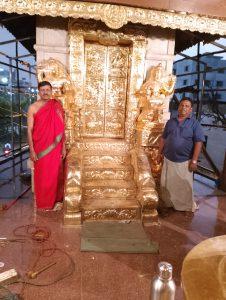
0,60 -> 36,75
15,41 -> 23,171
8,57 -> 16,179
196,42 -> 201,118
175,49 -> 226,62
0,36 -> 35,46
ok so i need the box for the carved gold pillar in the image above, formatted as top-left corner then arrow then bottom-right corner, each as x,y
63,148 -> 82,225
131,149 -> 159,223
65,20 -> 149,225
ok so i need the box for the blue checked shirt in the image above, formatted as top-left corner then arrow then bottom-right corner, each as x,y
162,115 -> 205,162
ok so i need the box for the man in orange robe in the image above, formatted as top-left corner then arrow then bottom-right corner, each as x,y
27,81 -> 66,210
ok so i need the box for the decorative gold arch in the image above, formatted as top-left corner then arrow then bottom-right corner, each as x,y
0,0 -> 226,35
69,19 -> 147,144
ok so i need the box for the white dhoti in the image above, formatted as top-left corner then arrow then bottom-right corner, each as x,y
160,157 -> 198,212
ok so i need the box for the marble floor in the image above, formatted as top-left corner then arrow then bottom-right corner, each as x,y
0,175 -> 226,300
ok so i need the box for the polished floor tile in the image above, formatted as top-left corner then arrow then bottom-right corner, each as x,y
0,176 -> 226,300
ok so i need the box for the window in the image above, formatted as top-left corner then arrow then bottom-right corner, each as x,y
203,93 -> 209,98
216,93 -> 222,99
183,80 -> 187,85
216,81 -> 223,87
173,68 -> 176,75
205,80 -> 211,87
218,68 -> 225,74
184,66 -> 189,72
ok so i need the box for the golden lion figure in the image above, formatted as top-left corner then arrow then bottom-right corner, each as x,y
37,58 -> 78,147
139,63 -> 176,99
136,63 -> 176,143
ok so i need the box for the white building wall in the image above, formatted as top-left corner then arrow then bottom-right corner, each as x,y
145,28 -> 175,78
35,16 -> 69,68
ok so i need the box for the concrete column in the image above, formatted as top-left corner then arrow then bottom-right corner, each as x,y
145,28 -> 175,122
35,16 -> 69,68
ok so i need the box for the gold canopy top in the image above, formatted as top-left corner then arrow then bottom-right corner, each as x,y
0,0 -> 226,35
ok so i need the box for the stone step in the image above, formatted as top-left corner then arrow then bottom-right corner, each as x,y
82,197 -> 140,221
82,149 -> 129,156
83,179 -> 136,188
84,166 -> 134,181
83,185 -> 136,199
83,197 -> 138,208
74,139 -> 130,153
83,153 -> 131,168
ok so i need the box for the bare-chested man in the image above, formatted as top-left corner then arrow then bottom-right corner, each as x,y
27,81 -> 66,210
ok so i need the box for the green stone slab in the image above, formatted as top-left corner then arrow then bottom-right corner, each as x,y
81,221 -> 158,253
82,221 -> 147,238
81,237 -> 158,253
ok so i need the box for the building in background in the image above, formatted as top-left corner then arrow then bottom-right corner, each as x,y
173,54 -> 226,103
0,67 -> 30,92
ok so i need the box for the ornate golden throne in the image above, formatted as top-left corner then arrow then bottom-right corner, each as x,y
37,20 -> 175,226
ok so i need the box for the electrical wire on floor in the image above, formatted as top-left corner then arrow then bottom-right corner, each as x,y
3,224 -> 76,299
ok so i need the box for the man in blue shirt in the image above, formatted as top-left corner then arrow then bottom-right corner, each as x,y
158,97 -> 205,212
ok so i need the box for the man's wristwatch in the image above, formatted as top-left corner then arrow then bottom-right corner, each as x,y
192,160 -> 197,164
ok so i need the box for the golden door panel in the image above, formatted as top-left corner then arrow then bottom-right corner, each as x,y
85,43 -> 106,77
106,78 -> 127,137
108,46 -> 129,78
82,42 -> 130,138
84,110 -> 104,136
106,78 -> 127,110
105,110 -> 125,137
84,79 -> 105,109
105,46 -> 129,138
83,43 -> 106,137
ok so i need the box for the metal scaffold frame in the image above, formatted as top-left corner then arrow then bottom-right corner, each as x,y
0,24 -> 36,190
173,34 -> 226,184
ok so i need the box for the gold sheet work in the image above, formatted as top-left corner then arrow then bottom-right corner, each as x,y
69,19 -> 146,144
37,20 -> 164,225
1,0 -> 226,35
131,149 -> 158,223
63,148 -> 82,225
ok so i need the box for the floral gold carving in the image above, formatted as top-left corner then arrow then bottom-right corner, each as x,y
69,19 -> 146,144
83,155 -> 129,166
136,63 -> 176,146
0,0 -> 226,35
131,149 -> 158,223
81,42 -> 129,138
67,21 -> 158,225
83,208 -> 139,221
74,140 -> 130,152
63,149 -> 82,225
35,20 -> 161,225
84,187 -> 136,199
84,168 -> 133,180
